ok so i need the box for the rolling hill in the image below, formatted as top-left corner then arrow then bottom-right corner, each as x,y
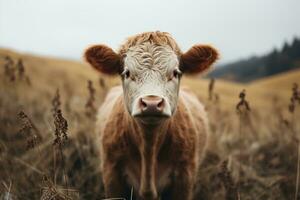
208,37 -> 300,82
0,47 -> 298,111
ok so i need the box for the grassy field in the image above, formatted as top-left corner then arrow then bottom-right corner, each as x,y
0,48 -> 300,200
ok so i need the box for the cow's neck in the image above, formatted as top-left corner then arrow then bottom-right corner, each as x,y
133,119 -> 170,198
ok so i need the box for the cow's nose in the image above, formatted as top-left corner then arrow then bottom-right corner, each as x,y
139,95 -> 165,114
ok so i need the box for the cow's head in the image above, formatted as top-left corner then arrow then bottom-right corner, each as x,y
85,32 -> 218,124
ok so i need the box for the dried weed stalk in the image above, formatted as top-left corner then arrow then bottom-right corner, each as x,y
208,78 -> 215,101
235,89 -> 252,194
3,55 -> 15,82
289,83 -> 300,113
288,83 -> 300,200
51,89 -> 69,194
18,111 -> 41,150
2,56 -> 31,85
236,89 -> 251,114
53,109 -> 68,147
295,143 -> 300,200
16,59 -> 25,79
1,181 -> 14,200
52,90 -> 68,147
208,78 -> 220,104
99,77 -> 106,89
16,59 -> 31,86
99,77 -> 108,102
218,160 -> 239,200
41,175 -> 76,200
17,112 -> 60,199
52,89 -> 61,114
236,89 -> 251,137
85,80 -> 96,118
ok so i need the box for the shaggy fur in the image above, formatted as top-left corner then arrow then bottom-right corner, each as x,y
96,86 -> 209,200
118,31 -> 182,57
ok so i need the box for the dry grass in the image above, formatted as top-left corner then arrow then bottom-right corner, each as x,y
0,48 -> 300,199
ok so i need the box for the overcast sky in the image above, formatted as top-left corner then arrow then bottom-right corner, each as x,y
0,0 -> 299,64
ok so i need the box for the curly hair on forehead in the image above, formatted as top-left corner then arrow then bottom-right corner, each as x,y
118,31 -> 182,57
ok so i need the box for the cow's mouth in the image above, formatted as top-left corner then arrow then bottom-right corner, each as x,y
133,113 -> 170,124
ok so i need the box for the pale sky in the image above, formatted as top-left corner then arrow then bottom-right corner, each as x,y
0,0 -> 299,64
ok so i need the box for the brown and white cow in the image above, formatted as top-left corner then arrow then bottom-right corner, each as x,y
84,31 -> 218,200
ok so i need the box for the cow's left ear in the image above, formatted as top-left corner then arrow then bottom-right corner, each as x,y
180,45 -> 219,74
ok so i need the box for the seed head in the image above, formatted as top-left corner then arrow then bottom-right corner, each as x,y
236,89 -> 251,114
18,111 -> 40,150
51,90 -> 68,147
289,83 -> 300,113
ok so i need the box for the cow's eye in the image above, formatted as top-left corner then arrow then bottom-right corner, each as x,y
173,69 -> 182,79
121,69 -> 130,79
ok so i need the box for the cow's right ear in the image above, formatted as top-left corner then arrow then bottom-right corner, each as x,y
84,45 -> 121,75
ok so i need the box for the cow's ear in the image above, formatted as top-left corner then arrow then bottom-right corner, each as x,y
84,45 -> 121,75
180,45 -> 219,74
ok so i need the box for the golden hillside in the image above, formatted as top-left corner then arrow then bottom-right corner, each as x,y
250,68 -> 300,92
1,48 -> 298,111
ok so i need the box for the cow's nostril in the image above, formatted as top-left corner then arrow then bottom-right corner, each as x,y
140,98 -> 148,110
157,98 -> 164,110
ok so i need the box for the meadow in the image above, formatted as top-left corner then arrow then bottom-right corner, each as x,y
0,48 -> 299,200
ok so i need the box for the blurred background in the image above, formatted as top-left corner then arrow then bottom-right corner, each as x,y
1,0 -> 299,62
1,0 -> 300,200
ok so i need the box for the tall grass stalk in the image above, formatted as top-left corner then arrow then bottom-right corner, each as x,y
295,139 -> 300,200
288,83 -> 300,200
236,89 -> 251,200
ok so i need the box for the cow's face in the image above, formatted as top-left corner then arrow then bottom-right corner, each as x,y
85,41 -> 218,124
121,43 -> 180,123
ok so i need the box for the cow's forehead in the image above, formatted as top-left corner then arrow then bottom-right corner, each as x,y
124,42 -> 179,73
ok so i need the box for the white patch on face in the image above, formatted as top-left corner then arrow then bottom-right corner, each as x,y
121,42 -> 181,119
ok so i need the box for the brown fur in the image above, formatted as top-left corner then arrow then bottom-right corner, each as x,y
96,86 -> 209,200
85,31 -> 218,199
118,31 -> 182,57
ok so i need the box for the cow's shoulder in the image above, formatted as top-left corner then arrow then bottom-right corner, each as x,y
96,85 -> 123,133
167,87 -> 208,163
178,87 -> 208,129
96,85 -> 128,161
179,86 -> 206,118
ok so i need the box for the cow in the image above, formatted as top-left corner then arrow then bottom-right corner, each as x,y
84,31 -> 218,200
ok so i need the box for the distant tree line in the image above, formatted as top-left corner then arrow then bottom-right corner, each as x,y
208,37 -> 300,82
